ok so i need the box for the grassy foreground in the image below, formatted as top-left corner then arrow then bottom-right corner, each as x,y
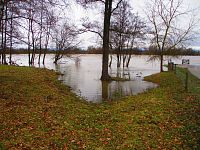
0,65 -> 199,149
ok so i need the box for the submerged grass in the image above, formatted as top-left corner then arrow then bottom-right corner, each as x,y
0,65 -> 199,149
110,77 -> 130,81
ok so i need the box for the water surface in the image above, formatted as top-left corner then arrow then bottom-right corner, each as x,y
11,54 -> 200,103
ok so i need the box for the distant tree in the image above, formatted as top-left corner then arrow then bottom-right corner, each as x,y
52,22 -> 78,64
146,0 -> 195,72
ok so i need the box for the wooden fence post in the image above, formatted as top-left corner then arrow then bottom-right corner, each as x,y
185,71 -> 188,91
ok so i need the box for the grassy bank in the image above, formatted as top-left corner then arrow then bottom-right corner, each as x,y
0,65 -> 199,149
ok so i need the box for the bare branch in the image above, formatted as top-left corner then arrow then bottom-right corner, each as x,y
111,0 -> 123,13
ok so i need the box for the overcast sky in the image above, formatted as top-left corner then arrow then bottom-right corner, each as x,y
65,0 -> 200,50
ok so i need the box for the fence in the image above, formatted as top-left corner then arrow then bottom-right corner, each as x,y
174,65 -> 200,93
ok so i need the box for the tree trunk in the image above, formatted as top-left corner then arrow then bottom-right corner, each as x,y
160,55 -> 164,72
30,16 -> 35,65
126,54 -> 131,68
117,52 -> 121,68
38,0 -> 44,64
0,5 -> 4,64
3,1 -> 8,64
9,2 -> 13,64
43,24 -> 50,65
122,54 -> 126,68
43,37 -> 49,65
102,81 -> 109,100
0,1 -> 5,64
101,0 -> 112,81
28,17 -> 31,65
109,54 -> 112,68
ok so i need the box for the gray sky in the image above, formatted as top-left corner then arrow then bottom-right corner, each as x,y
66,0 -> 200,50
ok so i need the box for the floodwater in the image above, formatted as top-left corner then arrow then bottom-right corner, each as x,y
11,54 -> 200,103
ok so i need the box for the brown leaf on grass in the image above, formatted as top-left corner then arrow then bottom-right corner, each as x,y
185,95 -> 196,101
63,143 -> 68,150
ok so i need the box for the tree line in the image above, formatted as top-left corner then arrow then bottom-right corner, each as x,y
2,46 -> 199,56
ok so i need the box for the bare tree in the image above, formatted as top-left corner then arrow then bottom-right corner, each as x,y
42,10 -> 57,64
0,0 -> 4,63
0,0 -> 8,64
52,22 -> 78,64
110,0 -> 146,68
124,14 -> 146,68
38,0 -> 44,64
146,0 -> 195,72
77,0 -> 123,80
0,0 -> 61,65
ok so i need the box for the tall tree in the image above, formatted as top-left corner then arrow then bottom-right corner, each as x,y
146,0 -> 195,72
38,0 -> 44,64
77,0 -> 123,80
0,0 -> 8,64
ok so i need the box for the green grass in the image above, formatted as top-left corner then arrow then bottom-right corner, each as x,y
176,67 -> 200,94
0,65 -> 199,149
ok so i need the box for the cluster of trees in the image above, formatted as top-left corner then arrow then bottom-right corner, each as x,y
109,1 -> 146,68
1,0 -> 54,65
0,0 -> 197,80
77,0 -> 196,79
4,46 -> 199,56
0,0 -> 78,65
147,46 -> 200,56
180,48 -> 200,55
77,0 -> 147,79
